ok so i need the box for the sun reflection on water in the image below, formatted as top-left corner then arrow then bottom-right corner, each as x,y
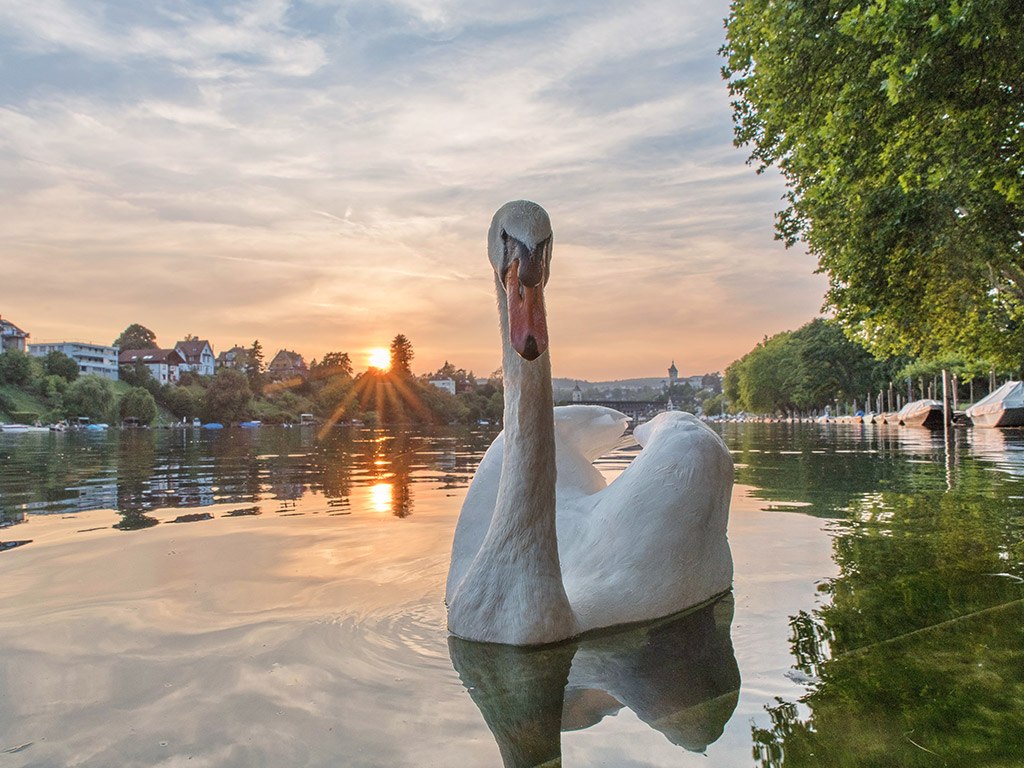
369,482 -> 393,514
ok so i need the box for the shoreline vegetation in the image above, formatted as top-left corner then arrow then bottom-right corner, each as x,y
0,330 -> 507,429
3,315 -> 1018,429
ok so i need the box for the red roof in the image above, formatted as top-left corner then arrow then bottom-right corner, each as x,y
119,348 -> 185,365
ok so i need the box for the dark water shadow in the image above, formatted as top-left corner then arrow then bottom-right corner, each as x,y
449,594 -> 740,767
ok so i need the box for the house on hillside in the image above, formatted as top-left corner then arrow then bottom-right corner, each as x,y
29,341 -> 120,380
428,377 -> 456,395
120,348 -> 184,385
175,339 -> 216,377
216,345 -> 253,371
0,315 -> 29,353
267,349 -> 308,382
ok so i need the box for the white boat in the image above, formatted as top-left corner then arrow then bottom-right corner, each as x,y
0,424 -> 29,433
897,399 -> 945,429
966,381 -> 1024,428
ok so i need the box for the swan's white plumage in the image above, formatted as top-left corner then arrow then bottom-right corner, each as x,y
445,201 -> 733,645
447,407 -> 734,639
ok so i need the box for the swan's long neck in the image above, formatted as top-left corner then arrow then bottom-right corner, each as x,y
496,279 -> 557,527
445,279 -> 575,645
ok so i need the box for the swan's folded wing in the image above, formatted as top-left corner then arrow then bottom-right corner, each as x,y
561,411 -> 734,632
554,405 -> 629,462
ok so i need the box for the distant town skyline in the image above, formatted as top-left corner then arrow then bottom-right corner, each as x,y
0,0 -> 827,380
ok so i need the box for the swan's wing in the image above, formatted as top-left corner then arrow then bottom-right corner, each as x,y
446,432 -> 503,601
554,405 -> 629,497
447,406 -> 628,601
560,411 -> 734,632
554,405 -> 630,462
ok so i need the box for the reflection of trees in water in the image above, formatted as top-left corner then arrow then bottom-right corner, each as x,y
719,422 -> 954,517
450,596 -> 740,767
2,425 -> 499,523
0,432 -> 120,518
753,477 -> 1024,766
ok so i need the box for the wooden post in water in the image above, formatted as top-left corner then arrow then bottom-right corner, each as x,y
941,369 -> 952,429
942,368 -> 954,490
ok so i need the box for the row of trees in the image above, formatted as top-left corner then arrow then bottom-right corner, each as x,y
723,316 -> 1024,416
0,347 -> 159,424
722,0 -> 1024,369
724,319 -> 898,414
110,325 -> 500,427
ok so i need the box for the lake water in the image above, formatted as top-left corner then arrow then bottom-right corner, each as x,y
1,422 -> 1022,767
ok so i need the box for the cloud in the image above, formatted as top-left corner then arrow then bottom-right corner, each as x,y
0,0 -> 825,378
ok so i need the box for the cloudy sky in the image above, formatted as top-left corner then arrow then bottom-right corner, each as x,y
0,0 -> 826,380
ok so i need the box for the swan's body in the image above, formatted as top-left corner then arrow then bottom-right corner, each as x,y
445,201 -> 733,646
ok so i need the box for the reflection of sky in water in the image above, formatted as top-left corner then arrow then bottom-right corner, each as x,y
0,426 -> 496,523
1,424 -> 1023,765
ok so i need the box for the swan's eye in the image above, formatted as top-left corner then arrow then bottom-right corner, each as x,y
500,229 -> 508,241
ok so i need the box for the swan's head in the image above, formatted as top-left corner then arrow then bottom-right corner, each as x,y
488,200 -> 553,361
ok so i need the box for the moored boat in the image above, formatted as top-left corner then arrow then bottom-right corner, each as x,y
897,399 -> 944,429
966,381 -> 1024,428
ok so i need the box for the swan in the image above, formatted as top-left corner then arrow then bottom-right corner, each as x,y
445,200 -> 733,646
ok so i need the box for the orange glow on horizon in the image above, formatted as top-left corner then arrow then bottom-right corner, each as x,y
367,348 -> 391,370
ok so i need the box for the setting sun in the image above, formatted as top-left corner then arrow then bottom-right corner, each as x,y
367,348 -> 391,371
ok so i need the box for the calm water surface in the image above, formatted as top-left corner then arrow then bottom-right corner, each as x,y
1,423 -> 1022,767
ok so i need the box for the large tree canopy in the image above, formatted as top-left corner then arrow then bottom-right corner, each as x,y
722,0 -> 1024,367
114,323 -> 158,351
725,318 -> 895,413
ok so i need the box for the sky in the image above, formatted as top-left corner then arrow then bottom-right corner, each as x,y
0,0 -> 828,381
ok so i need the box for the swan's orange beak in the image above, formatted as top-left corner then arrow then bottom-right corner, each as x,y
505,260 -> 548,361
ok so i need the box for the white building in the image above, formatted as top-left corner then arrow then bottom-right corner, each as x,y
29,341 -> 120,380
428,377 -> 456,395
120,348 -> 184,385
1,315 -> 29,353
175,339 -> 216,377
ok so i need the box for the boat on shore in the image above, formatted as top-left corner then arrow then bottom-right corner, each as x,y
1,423 -> 50,433
898,399 -> 945,429
966,381 -> 1024,428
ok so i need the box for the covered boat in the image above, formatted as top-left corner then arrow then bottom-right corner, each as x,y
898,399 -> 945,429
966,381 -> 1024,428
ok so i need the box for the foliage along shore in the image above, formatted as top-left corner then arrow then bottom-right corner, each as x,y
0,334 -> 506,429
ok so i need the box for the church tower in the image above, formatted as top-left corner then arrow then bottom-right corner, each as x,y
668,360 -> 678,383
572,382 -> 582,403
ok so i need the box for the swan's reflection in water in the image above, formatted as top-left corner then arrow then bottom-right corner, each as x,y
449,594 -> 740,767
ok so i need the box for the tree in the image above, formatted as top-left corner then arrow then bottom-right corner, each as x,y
427,360 -> 476,391
203,368 -> 253,424
119,361 -> 163,398
722,1 -> 1024,366
163,386 -> 200,420
63,375 -> 116,421
119,386 -> 157,424
248,339 -> 264,393
390,334 -> 414,376
725,318 -> 893,413
0,349 -> 33,385
312,351 -> 353,378
114,323 -> 158,350
43,350 -> 79,382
